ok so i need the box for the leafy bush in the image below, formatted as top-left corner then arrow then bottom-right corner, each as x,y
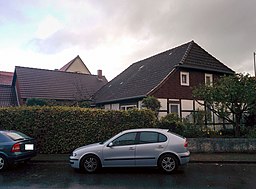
246,128 -> 256,138
0,106 -> 156,154
179,121 -> 205,138
26,98 -> 47,106
142,96 -> 161,116
158,113 -> 183,132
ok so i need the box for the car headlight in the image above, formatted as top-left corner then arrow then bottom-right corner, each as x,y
73,152 -> 77,157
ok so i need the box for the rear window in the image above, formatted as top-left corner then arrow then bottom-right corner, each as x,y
139,131 -> 167,144
2,131 -> 30,141
0,133 -> 11,142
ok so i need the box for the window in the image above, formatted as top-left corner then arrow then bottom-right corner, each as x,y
120,105 -> 137,111
139,132 -> 167,144
169,103 -> 180,115
180,72 -> 189,86
112,132 -> 137,146
205,74 -> 213,86
139,132 -> 158,144
159,134 -> 168,142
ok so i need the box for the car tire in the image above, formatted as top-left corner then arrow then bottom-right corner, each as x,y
158,154 -> 178,173
0,155 -> 7,171
80,155 -> 101,173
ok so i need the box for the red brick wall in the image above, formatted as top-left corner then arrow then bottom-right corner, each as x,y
151,68 -> 220,99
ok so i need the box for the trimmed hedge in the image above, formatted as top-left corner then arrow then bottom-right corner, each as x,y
0,106 -> 156,154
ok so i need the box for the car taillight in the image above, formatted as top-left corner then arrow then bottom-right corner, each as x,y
184,139 -> 188,148
11,143 -> 21,152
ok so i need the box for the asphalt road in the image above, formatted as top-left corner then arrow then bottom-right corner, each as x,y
0,162 -> 255,189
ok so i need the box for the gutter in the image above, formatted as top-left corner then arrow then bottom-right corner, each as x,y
176,64 -> 235,74
95,95 -> 146,105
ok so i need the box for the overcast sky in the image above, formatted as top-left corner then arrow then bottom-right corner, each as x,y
0,0 -> 255,80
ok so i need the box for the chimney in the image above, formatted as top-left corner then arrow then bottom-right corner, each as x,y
97,69 -> 103,80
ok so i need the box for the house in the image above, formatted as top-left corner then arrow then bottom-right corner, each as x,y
94,41 -> 234,127
13,66 -> 107,106
0,56 -> 107,106
0,71 -> 17,107
0,71 -> 13,86
59,55 -> 91,74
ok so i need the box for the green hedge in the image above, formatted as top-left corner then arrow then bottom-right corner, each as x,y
0,106 -> 156,154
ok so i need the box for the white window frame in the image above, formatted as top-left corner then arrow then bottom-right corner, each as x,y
205,73 -> 213,86
180,72 -> 189,86
169,103 -> 180,116
120,105 -> 137,111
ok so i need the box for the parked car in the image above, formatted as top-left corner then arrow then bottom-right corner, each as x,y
0,130 -> 37,171
70,128 -> 190,173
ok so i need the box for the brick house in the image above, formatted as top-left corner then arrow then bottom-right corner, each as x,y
94,41 -> 234,128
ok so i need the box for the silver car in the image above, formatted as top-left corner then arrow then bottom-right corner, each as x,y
69,128 -> 190,173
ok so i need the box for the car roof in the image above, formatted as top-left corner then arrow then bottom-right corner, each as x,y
122,128 -> 168,133
120,128 -> 185,139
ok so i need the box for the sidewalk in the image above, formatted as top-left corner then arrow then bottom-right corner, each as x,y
30,153 -> 256,164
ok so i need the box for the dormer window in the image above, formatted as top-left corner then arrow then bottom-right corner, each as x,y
205,74 -> 213,86
180,72 -> 189,86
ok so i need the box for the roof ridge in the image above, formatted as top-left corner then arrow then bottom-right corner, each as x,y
15,66 -> 98,77
179,40 -> 194,64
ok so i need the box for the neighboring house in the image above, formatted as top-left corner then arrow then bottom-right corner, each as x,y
0,56 -> 107,106
0,71 -> 13,86
0,85 -> 17,107
94,41 -> 234,127
13,66 -> 107,105
59,55 -> 91,74
0,71 -> 17,106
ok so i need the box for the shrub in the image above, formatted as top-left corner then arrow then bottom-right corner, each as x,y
180,121 -> 205,138
142,96 -> 161,116
26,98 -> 47,106
245,128 -> 256,138
0,106 -> 156,154
158,113 -> 183,132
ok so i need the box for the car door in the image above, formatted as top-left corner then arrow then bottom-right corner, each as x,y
102,132 -> 137,167
135,131 -> 168,166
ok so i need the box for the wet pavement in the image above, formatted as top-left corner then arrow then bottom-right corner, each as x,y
1,162 -> 256,189
31,153 -> 256,164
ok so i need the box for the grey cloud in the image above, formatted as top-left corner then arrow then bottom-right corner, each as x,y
28,0 -> 256,74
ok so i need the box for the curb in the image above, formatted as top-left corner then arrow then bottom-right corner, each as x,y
29,159 -> 256,164
189,160 -> 256,164
30,160 -> 68,163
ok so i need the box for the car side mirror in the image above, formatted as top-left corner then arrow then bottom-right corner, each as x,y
108,142 -> 114,147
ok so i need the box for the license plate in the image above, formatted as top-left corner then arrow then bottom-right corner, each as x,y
25,144 -> 34,150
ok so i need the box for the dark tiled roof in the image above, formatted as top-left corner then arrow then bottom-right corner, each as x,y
0,85 -> 17,106
94,42 -> 190,103
15,66 -> 107,100
180,42 -> 234,74
94,41 -> 234,104
59,55 -> 91,74
0,71 -> 14,86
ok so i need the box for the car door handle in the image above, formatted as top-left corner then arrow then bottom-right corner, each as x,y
129,147 -> 135,150
157,145 -> 164,149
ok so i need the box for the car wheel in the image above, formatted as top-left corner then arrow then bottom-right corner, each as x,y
0,155 -> 7,171
80,155 -> 101,173
158,154 -> 178,173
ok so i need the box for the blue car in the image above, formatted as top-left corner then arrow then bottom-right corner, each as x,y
0,130 -> 37,171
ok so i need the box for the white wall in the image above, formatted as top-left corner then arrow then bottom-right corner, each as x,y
111,104 -> 120,110
158,98 -> 167,111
